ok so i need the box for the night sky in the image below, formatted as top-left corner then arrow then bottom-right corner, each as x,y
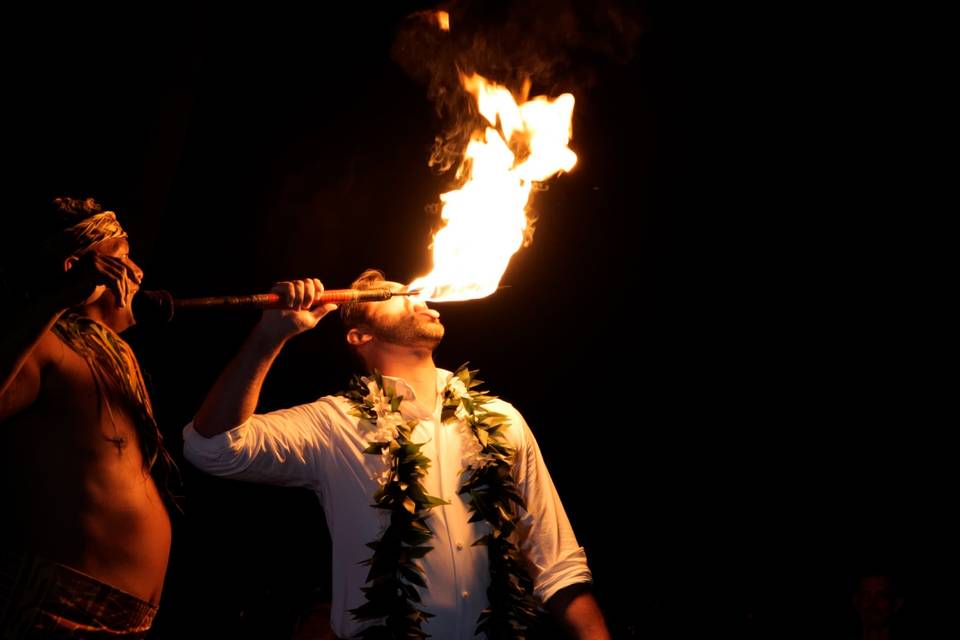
5,2 -> 936,638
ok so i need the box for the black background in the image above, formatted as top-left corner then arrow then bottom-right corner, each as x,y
5,2 -> 941,638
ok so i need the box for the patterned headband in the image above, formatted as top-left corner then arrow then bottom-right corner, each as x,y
49,211 -> 128,258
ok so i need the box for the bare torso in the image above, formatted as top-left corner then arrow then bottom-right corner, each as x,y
0,331 -> 170,604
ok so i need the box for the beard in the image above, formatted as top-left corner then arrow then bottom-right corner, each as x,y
371,314 -> 444,349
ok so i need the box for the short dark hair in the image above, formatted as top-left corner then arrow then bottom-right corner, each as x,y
339,269 -> 387,330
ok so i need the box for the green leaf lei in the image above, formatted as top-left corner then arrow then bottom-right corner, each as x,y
341,365 -> 539,639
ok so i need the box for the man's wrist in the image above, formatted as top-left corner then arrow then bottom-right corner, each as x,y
251,320 -> 293,350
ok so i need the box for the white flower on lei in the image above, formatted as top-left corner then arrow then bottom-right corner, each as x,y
447,376 -> 468,400
357,377 -> 404,444
458,421 -> 496,471
366,413 -> 403,444
366,379 -> 394,416
369,441 -> 403,487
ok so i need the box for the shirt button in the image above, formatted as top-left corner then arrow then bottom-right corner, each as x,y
455,542 -> 464,550
461,591 -> 470,599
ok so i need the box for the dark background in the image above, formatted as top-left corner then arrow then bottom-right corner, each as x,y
5,2 -> 941,638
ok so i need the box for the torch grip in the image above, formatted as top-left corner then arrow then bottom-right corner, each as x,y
173,288 -> 395,310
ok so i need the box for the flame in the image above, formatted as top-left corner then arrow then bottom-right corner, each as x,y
409,73 -> 576,302
434,11 -> 450,31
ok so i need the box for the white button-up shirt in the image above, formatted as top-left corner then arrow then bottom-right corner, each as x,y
183,368 -> 591,639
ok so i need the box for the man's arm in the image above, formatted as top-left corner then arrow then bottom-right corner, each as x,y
0,295 -> 62,421
192,278 -> 337,437
506,410 -> 611,638
1,252 -> 134,421
546,583 -> 611,640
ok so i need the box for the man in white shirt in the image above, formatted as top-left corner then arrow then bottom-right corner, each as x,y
183,269 -> 610,639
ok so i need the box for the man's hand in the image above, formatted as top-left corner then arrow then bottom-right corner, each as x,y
257,278 -> 338,343
57,252 -> 140,309
193,278 -> 337,437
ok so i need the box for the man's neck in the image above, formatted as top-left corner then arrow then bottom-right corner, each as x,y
366,346 -> 438,412
76,303 -> 128,334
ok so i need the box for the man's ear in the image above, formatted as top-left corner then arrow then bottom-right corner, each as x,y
63,255 -> 78,272
346,326 -> 374,347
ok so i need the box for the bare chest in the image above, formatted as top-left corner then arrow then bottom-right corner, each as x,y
13,342 -> 147,465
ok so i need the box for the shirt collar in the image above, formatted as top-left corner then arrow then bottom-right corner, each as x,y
380,368 -> 454,418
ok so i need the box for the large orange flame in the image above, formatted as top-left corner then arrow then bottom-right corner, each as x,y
409,73 -> 576,302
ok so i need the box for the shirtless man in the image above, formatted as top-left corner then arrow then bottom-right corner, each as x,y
0,197 -> 173,638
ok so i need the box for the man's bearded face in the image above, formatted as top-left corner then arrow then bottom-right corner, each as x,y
362,281 -> 444,350
369,306 -> 444,349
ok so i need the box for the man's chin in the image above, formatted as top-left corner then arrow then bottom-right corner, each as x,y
114,313 -> 136,334
409,331 -> 443,350
372,317 -> 445,350
380,330 -> 443,351
109,303 -> 137,333
421,324 -> 444,345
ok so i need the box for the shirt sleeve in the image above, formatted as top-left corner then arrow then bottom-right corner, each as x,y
510,408 -> 594,604
182,400 -> 331,490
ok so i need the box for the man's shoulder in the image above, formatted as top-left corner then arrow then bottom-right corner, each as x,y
479,396 -> 527,447
0,331 -> 88,422
310,393 -> 362,423
15,330 -> 82,384
316,391 -> 354,408
34,329 -> 66,365
481,395 -> 521,416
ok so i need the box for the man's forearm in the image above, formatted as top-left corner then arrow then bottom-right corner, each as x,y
546,583 -> 611,640
193,324 -> 287,437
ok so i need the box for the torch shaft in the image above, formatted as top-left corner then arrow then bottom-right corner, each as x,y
174,288 -> 397,310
